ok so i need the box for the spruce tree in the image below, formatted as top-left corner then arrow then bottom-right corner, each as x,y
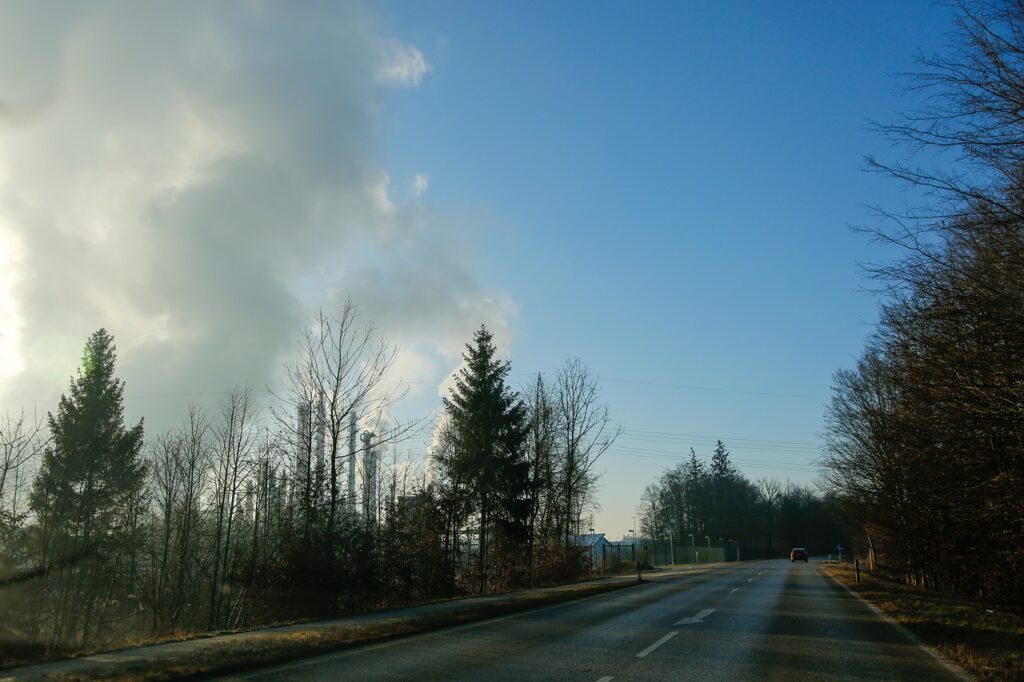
711,440 -> 734,479
441,326 -> 529,592
30,329 -> 146,646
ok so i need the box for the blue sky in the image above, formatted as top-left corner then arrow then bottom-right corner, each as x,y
0,2 -> 960,539
378,1 -> 958,536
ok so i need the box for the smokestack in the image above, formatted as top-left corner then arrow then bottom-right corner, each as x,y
294,400 -> 311,501
361,430 -> 377,522
314,393 -> 325,474
348,411 -> 357,511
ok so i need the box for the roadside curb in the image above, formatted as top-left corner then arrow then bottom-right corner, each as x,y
818,564 -> 973,681
0,576 -> 649,681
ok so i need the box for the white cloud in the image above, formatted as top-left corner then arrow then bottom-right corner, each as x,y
0,226 -> 24,379
379,44 -> 429,87
413,173 -> 430,198
369,172 -> 396,214
0,2 -> 510,433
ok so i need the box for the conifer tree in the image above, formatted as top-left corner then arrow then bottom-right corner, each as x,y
441,326 -> 529,593
30,329 -> 146,646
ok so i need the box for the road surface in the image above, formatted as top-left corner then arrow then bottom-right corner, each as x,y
224,559 -> 964,681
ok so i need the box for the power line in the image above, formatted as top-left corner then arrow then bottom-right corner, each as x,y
0,371 -> 827,403
621,428 -> 821,448
619,434 -> 819,454
598,377 -> 827,401
608,451 -> 816,473
606,444 -> 817,467
606,448 -> 818,472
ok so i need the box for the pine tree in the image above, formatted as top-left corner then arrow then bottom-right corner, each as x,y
441,326 -> 529,593
710,440 -> 734,541
30,329 -> 146,647
711,440 -> 734,479
685,448 -> 706,539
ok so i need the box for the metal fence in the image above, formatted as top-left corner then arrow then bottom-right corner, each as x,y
594,541 -> 737,574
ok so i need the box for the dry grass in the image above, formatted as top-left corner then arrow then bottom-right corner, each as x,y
823,563 -> 1024,681
2,577 -> 640,681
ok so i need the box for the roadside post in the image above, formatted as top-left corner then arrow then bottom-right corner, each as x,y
855,558 -> 860,583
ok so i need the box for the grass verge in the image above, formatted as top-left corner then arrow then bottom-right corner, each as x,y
0,577 -> 643,681
822,562 -> 1023,681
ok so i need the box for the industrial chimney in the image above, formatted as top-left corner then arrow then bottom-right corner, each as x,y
348,411 -> 357,511
361,430 -> 377,522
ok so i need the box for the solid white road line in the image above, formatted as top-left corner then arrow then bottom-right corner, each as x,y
818,566 -> 971,680
636,631 -> 679,658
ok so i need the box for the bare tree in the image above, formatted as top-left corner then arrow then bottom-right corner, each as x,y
555,359 -> 619,543
145,432 -> 183,632
139,403 -> 213,633
274,301 -> 421,542
0,410 -> 44,517
523,373 -> 557,577
208,387 -> 256,629
757,477 -> 782,557
429,418 -> 472,588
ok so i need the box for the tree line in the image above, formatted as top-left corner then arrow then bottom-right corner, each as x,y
0,317 -> 616,662
637,442 -> 846,558
821,0 -> 1024,602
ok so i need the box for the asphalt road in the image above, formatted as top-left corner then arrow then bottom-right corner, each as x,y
225,560 -> 965,681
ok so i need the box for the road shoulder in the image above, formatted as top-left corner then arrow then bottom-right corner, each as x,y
821,562 -> 1021,681
0,574 -> 658,681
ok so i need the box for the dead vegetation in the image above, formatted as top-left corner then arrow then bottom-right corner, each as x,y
824,563 -> 1023,680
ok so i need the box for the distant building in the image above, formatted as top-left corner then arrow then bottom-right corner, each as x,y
570,533 -> 614,572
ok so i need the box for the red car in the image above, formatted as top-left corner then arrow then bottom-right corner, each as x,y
790,547 -> 808,562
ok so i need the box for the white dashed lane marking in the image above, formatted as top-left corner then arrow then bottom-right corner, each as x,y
674,608 -> 715,626
636,631 -> 678,658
